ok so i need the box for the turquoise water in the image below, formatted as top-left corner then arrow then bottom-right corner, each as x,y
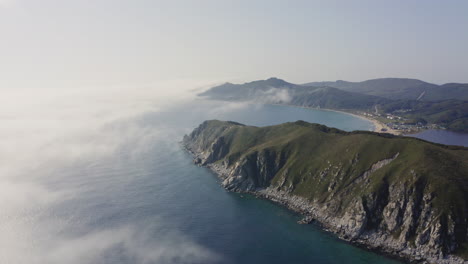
42,101 -> 403,264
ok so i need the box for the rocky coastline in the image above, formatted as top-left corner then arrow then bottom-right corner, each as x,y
182,121 -> 468,264
188,150 -> 465,264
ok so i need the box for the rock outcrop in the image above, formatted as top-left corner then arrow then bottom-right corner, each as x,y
183,120 -> 468,263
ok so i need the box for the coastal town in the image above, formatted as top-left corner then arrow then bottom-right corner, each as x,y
358,111 -> 444,135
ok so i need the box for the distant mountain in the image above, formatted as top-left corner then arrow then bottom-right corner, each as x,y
435,83 -> 468,101
200,78 -> 468,132
199,77 -> 390,110
303,78 -> 468,101
198,77 -> 298,101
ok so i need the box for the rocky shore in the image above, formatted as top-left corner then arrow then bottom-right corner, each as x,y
198,160 -> 465,264
183,120 -> 468,264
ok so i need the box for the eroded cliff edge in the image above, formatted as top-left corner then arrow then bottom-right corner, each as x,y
183,120 -> 468,263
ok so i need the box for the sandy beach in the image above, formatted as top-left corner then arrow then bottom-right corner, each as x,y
324,109 -> 402,135
366,117 -> 401,135
273,104 -> 402,135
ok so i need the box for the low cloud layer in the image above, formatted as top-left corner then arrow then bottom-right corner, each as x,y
0,80 -> 209,178
2,223 -> 221,264
0,80 -> 223,263
260,88 -> 292,103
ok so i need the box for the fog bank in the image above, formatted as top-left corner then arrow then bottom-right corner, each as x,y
0,80 -> 222,263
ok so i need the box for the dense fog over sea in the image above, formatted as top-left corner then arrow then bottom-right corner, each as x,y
0,81 -> 205,263
4,82 -> 464,264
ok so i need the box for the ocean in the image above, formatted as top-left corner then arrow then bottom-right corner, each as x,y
7,99 -> 467,263
27,100 -> 405,264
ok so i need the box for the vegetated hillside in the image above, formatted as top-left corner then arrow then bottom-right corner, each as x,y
198,77 -> 297,101
435,83 -> 468,101
288,86 -> 389,110
200,77 -> 390,110
304,78 -> 468,101
184,120 -> 468,263
382,100 -> 468,132
201,78 -> 468,132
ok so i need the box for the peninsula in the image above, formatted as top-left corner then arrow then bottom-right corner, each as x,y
184,120 -> 468,263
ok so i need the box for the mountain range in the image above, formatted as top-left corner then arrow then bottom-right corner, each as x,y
304,78 -> 468,101
199,77 -> 468,133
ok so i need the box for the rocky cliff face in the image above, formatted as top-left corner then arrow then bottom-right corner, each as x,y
183,120 -> 468,263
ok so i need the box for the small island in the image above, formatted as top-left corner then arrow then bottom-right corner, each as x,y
184,120 -> 468,263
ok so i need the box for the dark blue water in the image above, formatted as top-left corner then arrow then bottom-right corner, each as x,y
40,101 -> 404,264
409,129 -> 468,147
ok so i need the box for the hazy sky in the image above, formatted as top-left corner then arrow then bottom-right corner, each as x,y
1,0 -> 468,88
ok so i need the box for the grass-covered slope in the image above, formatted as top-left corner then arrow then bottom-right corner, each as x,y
304,78 -> 468,101
184,120 -> 468,262
381,99 -> 468,132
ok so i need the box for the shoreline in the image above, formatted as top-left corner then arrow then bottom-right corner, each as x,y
199,162 -> 465,264
270,103 -> 403,135
203,99 -> 467,136
196,162 -> 464,264
250,190 -> 410,264
315,108 -> 403,135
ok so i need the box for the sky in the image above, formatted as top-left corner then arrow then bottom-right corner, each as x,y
1,0 -> 468,89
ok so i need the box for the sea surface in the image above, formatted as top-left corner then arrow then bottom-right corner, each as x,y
408,129 -> 468,147
19,101 -> 411,264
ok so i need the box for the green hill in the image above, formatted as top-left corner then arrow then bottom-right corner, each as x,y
184,120 -> 468,263
304,78 -> 468,101
381,99 -> 468,132
199,77 -> 390,110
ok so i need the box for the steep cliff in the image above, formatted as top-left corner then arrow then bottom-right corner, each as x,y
183,120 -> 468,263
